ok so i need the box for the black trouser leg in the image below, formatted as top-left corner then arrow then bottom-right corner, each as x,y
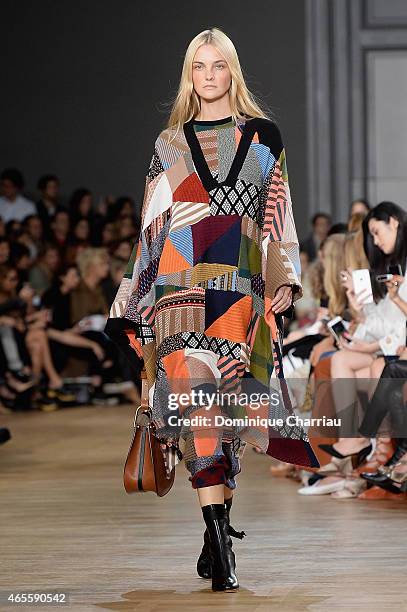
359,360 -> 407,438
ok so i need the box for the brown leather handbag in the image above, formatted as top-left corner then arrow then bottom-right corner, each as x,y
123,370 -> 175,497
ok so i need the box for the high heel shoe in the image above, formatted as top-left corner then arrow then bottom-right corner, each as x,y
352,438 -> 394,476
389,460 -> 407,489
360,442 -> 407,484
197,497 -> 245,580
201,503 -> 239,591
318,443 -> 372,469
317,456 -> 353,476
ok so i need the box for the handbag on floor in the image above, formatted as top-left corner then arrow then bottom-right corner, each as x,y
123,369 -> 175,496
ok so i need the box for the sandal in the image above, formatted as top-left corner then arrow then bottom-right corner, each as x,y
389,459 -> 407,486
330,477 -> 366,499
317,456 -> 353,476
353,438 -> 393,476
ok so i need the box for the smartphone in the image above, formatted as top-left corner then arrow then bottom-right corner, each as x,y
376,273 -> 393,283
327,316 -> 351,344
388,264 -> 402,276
352,269 -> 374,304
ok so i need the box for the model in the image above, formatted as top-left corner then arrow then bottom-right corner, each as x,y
105,27 -> 318,592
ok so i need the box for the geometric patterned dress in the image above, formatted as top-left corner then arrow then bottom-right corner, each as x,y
105,115 -> 319,483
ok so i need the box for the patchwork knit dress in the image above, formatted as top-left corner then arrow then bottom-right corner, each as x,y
105,115 -> 319,486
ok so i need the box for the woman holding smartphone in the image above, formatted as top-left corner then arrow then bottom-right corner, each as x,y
319,201 -> 407,462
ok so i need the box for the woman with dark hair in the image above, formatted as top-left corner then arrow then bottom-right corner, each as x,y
28,244 -> 60,296
68,188 -> 93,225
0,263 -> 75,410
319,201 -> 407,462
65,217 -> 91,265
107,196 -> 136,222
49,208 -> 70,255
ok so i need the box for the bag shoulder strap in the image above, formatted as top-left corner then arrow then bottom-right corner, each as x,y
140,368 -> 149,408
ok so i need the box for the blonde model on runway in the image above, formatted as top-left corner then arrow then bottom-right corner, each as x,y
106,27 -> 318,591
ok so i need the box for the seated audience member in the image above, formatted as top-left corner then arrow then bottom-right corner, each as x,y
110,239 -> 132,262
107,196 -> 138,225
70,248 -> 110,324
300,212 -> 331,262
29,244 -> 60,296
42,264 -> 80,331
70,248 -> 140,404
69,188 -> 93,221
36,174 -> 60,238
69,188 -> 104,246
349,198 -> 370,219
98,220 -> 116,247
327,222 -> 348,236
49,208 -> 70,255
115,215 -> 138,241
0,264 -> 74,410
10,242 -> 32,286
320,202 -> 407,471
6,220 -> 22,241
65,217 -> 91,265
102,257 -> 127,310
42,264 -> 114,402
0,168 -> 36,223
20,215 -> 44,259
0,238 -> 10,265
306,202 -> 407,498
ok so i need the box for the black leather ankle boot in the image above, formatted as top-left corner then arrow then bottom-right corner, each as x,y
201,503 -> 239,591
197,497 -> 245,579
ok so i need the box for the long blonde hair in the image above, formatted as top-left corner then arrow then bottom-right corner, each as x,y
322,234 -> 347,317
167,28 -> 268,138
344,229 -> 369,271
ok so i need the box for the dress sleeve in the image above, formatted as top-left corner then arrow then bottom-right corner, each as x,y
104,143 -> 162,371
261,123 -> 302,327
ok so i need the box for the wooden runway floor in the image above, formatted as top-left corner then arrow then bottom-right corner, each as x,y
1,404 -> 407,612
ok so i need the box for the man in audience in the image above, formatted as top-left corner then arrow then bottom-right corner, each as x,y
0,168 -> 36,223
300,212 -> 331,261
36,174 -> 60,238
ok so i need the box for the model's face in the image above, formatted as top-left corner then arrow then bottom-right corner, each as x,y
368,217 -> 398,254
192,44 -> 231,103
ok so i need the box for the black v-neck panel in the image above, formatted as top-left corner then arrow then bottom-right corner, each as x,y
183,117 -> 258,192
